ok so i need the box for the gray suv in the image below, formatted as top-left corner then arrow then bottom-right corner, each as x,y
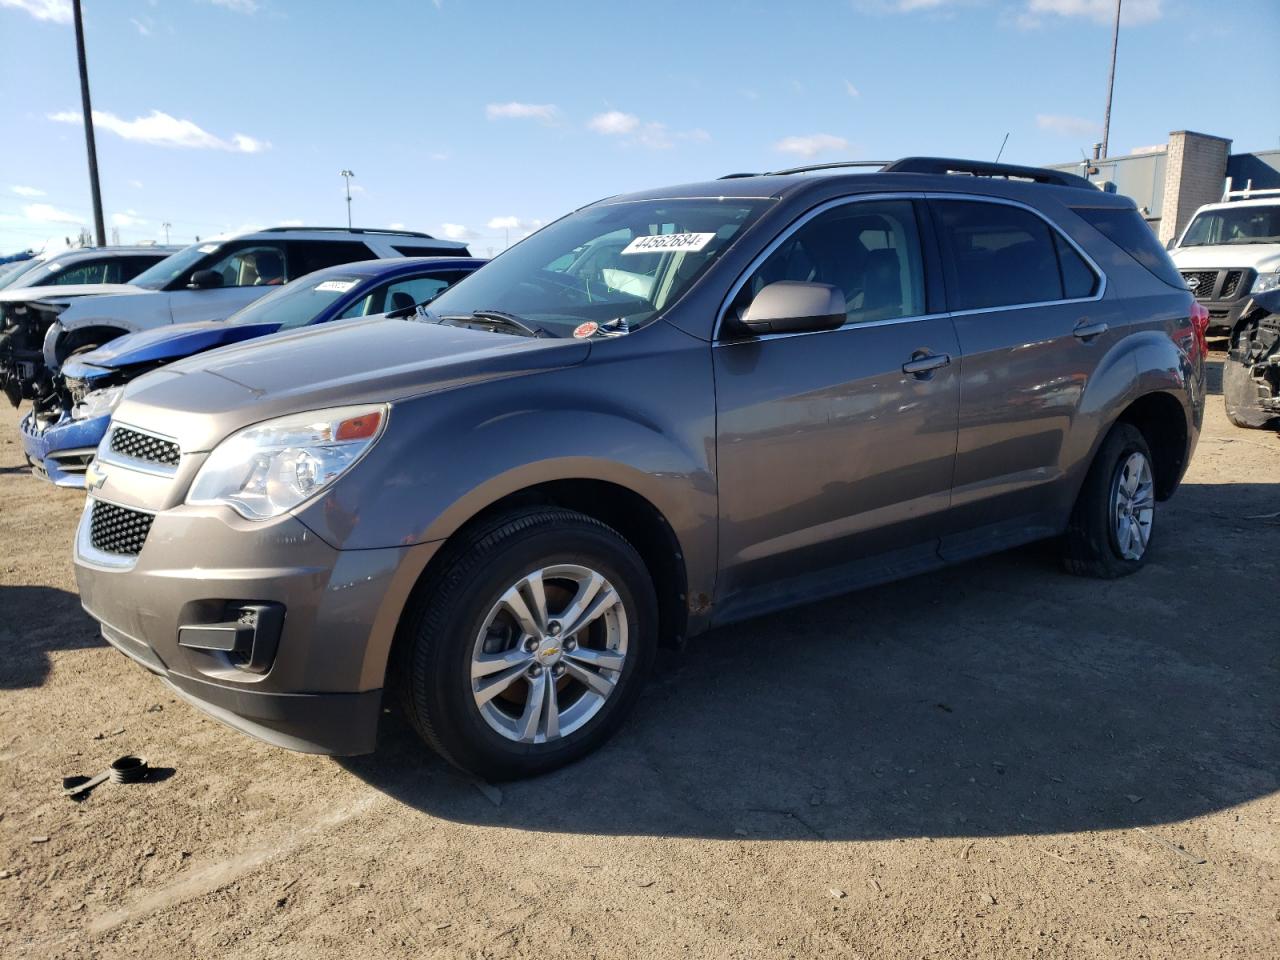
74,158 -> 1206,779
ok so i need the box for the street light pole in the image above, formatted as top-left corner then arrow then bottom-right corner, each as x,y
162,221 -> 172,244
72,0 -> 106,247
340,170 -> 355,229
1100,0 -> 1122,161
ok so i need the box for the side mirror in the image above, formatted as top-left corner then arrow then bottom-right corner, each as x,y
187,269 -> 224,290
737,281 -> 847,336
1164,237 -> 1177,251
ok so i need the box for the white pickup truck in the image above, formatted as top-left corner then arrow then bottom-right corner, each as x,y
1169,188 -> 1280,338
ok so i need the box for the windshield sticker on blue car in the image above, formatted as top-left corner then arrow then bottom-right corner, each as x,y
621,232 -> 715,255
315,280 -> 358,293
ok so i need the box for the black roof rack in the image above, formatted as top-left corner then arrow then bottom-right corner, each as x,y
882,156 -> 1095,190
717,156 -> 1096,191
257,226 -> 438,239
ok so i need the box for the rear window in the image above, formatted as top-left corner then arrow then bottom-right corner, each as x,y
1072,206 -> 1184,289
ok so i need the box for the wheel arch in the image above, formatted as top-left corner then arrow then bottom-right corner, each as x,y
1113,390 -> 1189,501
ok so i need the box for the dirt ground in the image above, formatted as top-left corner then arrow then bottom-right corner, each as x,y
0,350 -> 1276,960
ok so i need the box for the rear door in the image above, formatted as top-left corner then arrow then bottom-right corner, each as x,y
713,197 -> 961,621
927,196 -> 1122,558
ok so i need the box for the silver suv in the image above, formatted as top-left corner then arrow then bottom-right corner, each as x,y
73,158 -> 1206,780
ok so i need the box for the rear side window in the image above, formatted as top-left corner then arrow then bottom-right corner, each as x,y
289,240 -> 377,276
1072,206 -> 1183,288
934,200 -> 1092,310
393,244 -> 470,257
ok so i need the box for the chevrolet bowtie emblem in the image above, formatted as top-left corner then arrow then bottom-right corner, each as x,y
84,461 -> 107,490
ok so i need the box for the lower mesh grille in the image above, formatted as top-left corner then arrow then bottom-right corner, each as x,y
89,499 -> 153,556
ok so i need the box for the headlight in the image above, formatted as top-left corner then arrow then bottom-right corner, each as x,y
187,404 -> 387,520
71,386 -> 124,421
1251,271 -> 1280,295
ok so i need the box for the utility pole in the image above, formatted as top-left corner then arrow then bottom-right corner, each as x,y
72,0 -> 106,247
340,170 -> 355,229
162,221 -> 171,244
1100,0 -> 1122,161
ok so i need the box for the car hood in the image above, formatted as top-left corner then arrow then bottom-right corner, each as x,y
78,318 -> 280,369
0,282 -> 149,305
1171,244 -> 1280,272
113,316 -> 590,453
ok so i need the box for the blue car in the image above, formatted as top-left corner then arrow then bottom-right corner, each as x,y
21,256 -> 484,485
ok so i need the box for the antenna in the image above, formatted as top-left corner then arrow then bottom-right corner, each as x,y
995,132 -> 1009,163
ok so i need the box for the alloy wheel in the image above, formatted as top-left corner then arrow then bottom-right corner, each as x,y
1110,451 -> 1154,561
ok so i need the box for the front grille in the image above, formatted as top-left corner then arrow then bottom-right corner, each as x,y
89,500 -> 154,556
1220,270 -> 1245,299
109,426 -> 180,467
1181,270 -> 1216,298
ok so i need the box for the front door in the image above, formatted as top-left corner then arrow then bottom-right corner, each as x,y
713,198 -> 961,623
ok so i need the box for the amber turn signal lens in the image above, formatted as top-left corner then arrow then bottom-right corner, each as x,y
336,411 -> 382,441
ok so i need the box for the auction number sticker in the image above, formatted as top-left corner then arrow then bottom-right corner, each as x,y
315,280 -> 358,293
621,232 -> 715,255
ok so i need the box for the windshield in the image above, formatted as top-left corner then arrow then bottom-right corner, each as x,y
227,273 -> 365,330
1180,205 -> 1280,246
424,198 -> 770,336
0,258 -> 39,290
130,241 -> 222,290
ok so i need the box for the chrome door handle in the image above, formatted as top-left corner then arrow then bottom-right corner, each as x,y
1073,320 -> 1109,341
902,352 -> 951,376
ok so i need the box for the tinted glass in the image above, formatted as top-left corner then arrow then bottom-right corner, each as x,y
1054,233 -> 1098,299
733,200 -> 927,325
289,240 -> 377,275
46,261 -> 109,285
1074,206 -> 1183,288
393,244 -> 469,257
0,259 -> 38,289
424,198 -> 769,337
935,200 -> 1063,309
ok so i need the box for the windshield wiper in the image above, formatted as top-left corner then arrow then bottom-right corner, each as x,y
438,309 -> 552,339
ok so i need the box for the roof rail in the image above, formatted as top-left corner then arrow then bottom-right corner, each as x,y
883,157 -> 1095,190
257,226 -> 437,239
767,160 -> 890,177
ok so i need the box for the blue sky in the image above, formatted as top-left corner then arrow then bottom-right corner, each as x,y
2,0 -> 1277,256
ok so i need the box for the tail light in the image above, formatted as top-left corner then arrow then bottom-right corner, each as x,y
1189,301 -> 1210,360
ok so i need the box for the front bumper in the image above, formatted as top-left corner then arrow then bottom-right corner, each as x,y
74,498 -> 440,755
19,409 -> 109,487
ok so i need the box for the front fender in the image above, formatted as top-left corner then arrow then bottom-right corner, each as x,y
292,325 -> 719,613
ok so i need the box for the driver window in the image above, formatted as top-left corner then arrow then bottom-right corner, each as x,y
205,245 -> 288,287
736,200 -> 926,326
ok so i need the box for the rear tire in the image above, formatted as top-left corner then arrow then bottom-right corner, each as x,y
395,508 -> 657,780
1061,423 -> 1156,579
1223,328 -> 1275,429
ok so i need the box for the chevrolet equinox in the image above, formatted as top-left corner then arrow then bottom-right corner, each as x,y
74,158 -> 1206,779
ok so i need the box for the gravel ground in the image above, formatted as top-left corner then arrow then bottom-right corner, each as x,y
1,351 -> 1277,960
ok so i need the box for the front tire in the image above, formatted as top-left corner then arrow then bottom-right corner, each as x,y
1062,423 -> 1156,579
396,508 -> 657,780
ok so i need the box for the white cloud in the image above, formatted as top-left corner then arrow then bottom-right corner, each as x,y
486,216 -> 544,239
11,185 -> 45,197
854,0 -> 962,13
485,102 -> 559,124
1021,0 -> 1162,27
440,223 -> 478,240
23,202 -> 83,225
130,17 -> 151,36
588,111 -> 709,150
49,109 -> 270,153
111,210 -> 147,228
388,221 -> 407,230
588,111 -> 640,136
128,179 -> 144,189
274,219 -> 304,227
774,133 -> 849,157
207,0 -> 259,13
1036,113 -> 1101,137
844,79 -> 860,97
0,0 -> 71,24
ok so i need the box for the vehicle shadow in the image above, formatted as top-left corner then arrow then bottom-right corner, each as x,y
342,480 -> 1278,841
0,585 -> 104,689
